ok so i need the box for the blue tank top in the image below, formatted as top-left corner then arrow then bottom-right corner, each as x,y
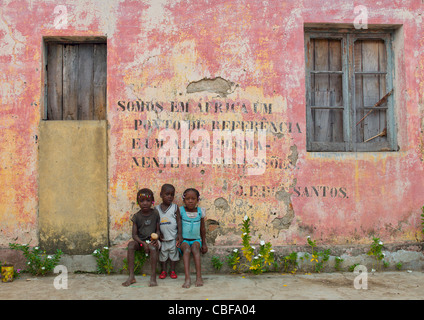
180,206 -> 202,240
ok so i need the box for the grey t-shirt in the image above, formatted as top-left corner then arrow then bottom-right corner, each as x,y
156,203 -> 178,241
131,208 -> 160,241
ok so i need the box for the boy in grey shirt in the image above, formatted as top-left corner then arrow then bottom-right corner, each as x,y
156,184 -> 182,279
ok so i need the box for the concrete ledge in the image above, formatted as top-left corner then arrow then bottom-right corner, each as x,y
59,255 -> 98,273
2,243 -> 423,274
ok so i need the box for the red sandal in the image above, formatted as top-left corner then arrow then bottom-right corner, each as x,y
170,271 -> 178,279
159,271 -> 167,279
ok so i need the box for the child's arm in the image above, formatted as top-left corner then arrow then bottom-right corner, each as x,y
155,220 -> 161,241
132,222 -> 149,250
200,217 -> 208,254
175,207 -> 182,247
150,218 -> 161,248
132,222 -> 142,244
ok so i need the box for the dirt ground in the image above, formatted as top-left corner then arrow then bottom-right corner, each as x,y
1,271 -> 423,300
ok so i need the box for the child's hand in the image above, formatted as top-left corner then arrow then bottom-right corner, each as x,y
150,239 -> 159,248
141,241 -> 149,254
201,244 -> 208,254
176,236 -> 182,248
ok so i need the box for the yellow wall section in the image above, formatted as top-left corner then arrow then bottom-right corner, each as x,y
38,121 -> 108,254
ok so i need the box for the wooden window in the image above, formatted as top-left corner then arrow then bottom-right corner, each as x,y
46,42 -> 106,120
305,30 -> 396,152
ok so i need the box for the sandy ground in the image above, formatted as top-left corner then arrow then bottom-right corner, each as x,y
1,271 -> 423,300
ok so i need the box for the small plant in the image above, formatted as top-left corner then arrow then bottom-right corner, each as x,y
395,262 -> 402,270
259,241 -> 275,271
348,263 -> 360,272
9,243 -> 62,276
92,247 -> 113,274
122,248 -> 148,274
249,240 -> 275,275
249,255 -> 262,275
306,236 -> 331,273
13,268 -> 22,279
211,256 -> 224,271
334,256 -> 344,271
240,216 -> 275,275
306,236 -> 317,250
367,237 -> 386,271
281,252 -> 298,274
312,249 -> 330,273
241,215 -> 254,263
226,249 -> 241,273
306,236 -> 318,272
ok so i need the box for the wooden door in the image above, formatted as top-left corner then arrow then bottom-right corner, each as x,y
46,43 -> 106,120
39,41 -> 108,254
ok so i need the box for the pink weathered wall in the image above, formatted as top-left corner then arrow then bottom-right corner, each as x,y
1,0 -> 423,250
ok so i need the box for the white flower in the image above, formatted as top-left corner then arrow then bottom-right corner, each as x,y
253,256 -> 259,259
27,262 -> 31,265
146,240 -> 151,244
307,236 -> 310,239
233,249 -> 238,252
243,233 -> 247,236
270,249 -> 275,253
258,254 -> 262,257
47,255 -> 52,259
251,246 -> 255,250
104,246 -> 109,250
371,268 -> 376,273
378,241 -> 383,245
93,249 -> 99,254
41,267 -> 45,270
382,253 -> 385,257
34,247 -> 39,250
244,215 -> 249,221
260,240 -> 265,246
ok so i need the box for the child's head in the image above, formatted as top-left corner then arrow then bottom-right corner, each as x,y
182,188 -> 200,211
160,184 -> 175,206
137,188 -> 154,212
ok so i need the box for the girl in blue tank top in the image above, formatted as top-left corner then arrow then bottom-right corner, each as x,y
179,188 -> 208,288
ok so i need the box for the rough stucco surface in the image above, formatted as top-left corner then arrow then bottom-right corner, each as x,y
38,121 -> 108,254
0,0 -> 424,253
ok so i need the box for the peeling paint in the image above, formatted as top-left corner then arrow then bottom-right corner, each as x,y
186,77 -> 237,97
214,197 -> 230,211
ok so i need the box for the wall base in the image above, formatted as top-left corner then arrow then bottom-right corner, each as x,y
2,243 -> 423,274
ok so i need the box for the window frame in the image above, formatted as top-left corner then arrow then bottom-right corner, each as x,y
304,28 -> 396,152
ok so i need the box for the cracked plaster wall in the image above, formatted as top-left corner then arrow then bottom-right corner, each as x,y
1,0 -> 424,251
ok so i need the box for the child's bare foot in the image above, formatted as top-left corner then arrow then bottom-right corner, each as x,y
149,276 -> 158,287
182,278 -> 191,288
195,276 -> 204,287
122,277 -> 136,287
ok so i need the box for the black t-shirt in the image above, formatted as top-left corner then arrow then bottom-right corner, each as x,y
131,208 -> 160,241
